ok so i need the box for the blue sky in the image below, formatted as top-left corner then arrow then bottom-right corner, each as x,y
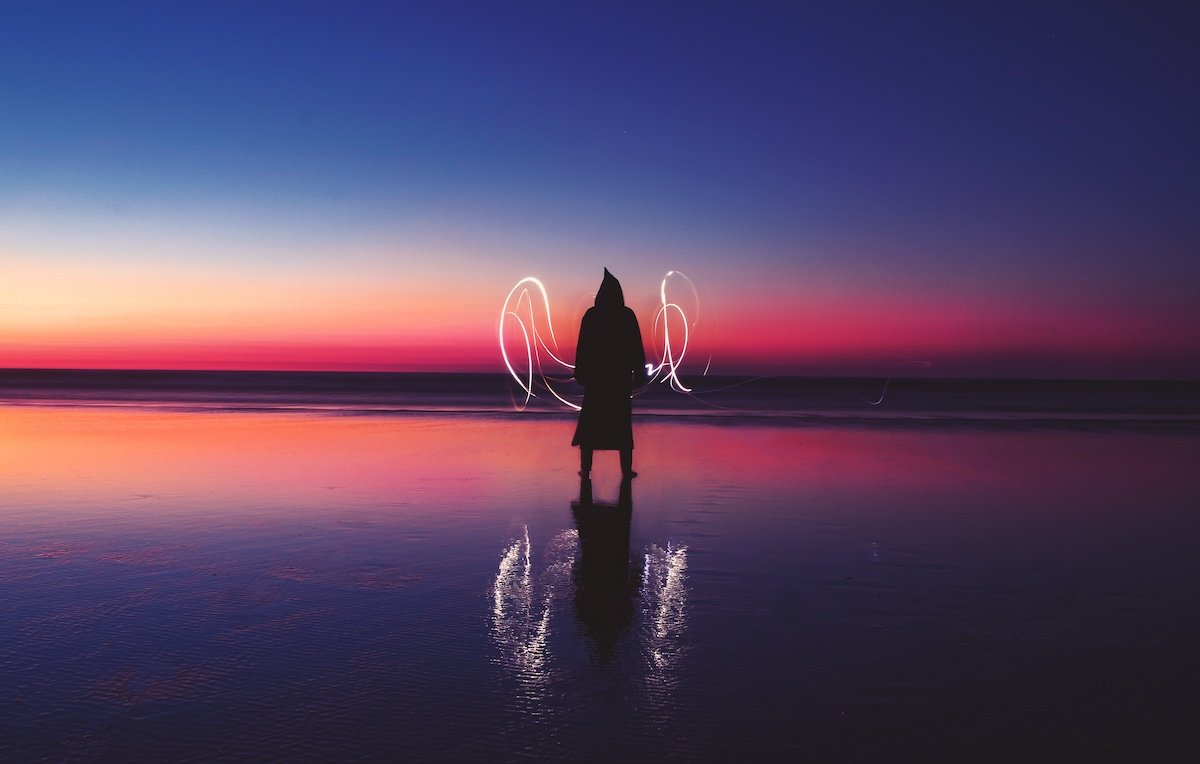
3,2 -> 1198,376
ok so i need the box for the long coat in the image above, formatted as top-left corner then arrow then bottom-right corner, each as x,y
572,271 -> 647,450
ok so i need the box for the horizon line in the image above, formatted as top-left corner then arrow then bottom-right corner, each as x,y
1,366 -> 1195,384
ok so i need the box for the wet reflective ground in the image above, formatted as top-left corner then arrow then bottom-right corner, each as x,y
2,407 -> 1199,759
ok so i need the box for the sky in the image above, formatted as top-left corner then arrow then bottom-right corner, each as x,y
2,1 -> 1197,378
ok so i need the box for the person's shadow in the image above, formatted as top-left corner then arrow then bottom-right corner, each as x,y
571,476 -> 642,656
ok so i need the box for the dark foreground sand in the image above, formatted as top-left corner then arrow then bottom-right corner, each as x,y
2,406 -> 1198,760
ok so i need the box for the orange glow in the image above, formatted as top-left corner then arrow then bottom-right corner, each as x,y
5,251 -> 1197,375
2,408 -> 1183,524
2,254 -> 504,370
0,408 -> 559,511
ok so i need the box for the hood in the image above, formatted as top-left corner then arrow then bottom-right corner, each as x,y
594,268 -> 625,309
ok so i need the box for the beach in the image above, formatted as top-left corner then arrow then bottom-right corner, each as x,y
2,377 -> 1199,759
7,1 -> 1199,758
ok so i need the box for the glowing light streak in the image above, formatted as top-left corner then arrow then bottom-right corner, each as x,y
646,543 -> 688,642
503,310 -> 534,408
863,360 -> 935,406
499,271 -> 701,411
490,526 -> 581,688
491,523 -> 690,703
645,271 -> 698,394
492,525 -> 533,638
499,277 -> 580,411
642,542 -> 688,675
499,273 -> 938,414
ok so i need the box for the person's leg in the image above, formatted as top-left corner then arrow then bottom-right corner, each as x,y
620,448 -> 636,477
580,447 -> 593,476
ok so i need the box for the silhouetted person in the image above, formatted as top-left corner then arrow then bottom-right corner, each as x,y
572,269 -> 647,477
571,475 -> 640,656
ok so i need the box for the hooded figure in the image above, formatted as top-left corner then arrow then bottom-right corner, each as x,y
572,269 -> 648,476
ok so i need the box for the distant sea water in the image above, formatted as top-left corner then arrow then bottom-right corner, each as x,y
1,369 -> 1197,428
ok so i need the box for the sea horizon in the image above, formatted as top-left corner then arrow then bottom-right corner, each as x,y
3,367 -> 1197,429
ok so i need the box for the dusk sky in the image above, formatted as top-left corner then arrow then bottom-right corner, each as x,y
3,2 -> 1197,378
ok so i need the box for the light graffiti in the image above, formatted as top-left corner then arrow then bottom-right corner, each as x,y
499,271 -> 699,411
499,272 -> 933,411
648,271 -> 698,393
498,277 -> 580,411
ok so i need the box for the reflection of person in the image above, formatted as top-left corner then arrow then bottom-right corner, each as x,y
572,269 -> 648,477
572,475 -> 640,656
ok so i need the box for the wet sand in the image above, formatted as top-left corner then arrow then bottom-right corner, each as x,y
2,407 -> 1198,760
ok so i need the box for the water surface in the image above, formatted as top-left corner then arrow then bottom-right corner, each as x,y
2,401 -> 1198,759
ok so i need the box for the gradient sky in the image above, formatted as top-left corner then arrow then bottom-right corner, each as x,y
2,2 -> 1197,377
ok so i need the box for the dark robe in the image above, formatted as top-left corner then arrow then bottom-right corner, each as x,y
571,269 -> 647,450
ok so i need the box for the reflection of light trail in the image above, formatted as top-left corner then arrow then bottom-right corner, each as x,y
491,525 -> 690,714
499,272 -> 700,411
492,525 -> 532,625
638,541 -> 688,719
642,542 -> 688,671
492,526 -> 543,678
490,526 -> 578,689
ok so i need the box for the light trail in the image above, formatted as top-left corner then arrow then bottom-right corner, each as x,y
862,360 -> 935,406
500,271 -> 699,411
644,270 -> 698,393
499,277 -> 580,411
499,272 -> 937,413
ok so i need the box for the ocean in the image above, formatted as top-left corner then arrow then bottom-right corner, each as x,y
2,370 -> 1198,759
2,369 -> 1197,426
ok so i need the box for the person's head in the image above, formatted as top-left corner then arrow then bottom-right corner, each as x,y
595,268 -> 624,309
